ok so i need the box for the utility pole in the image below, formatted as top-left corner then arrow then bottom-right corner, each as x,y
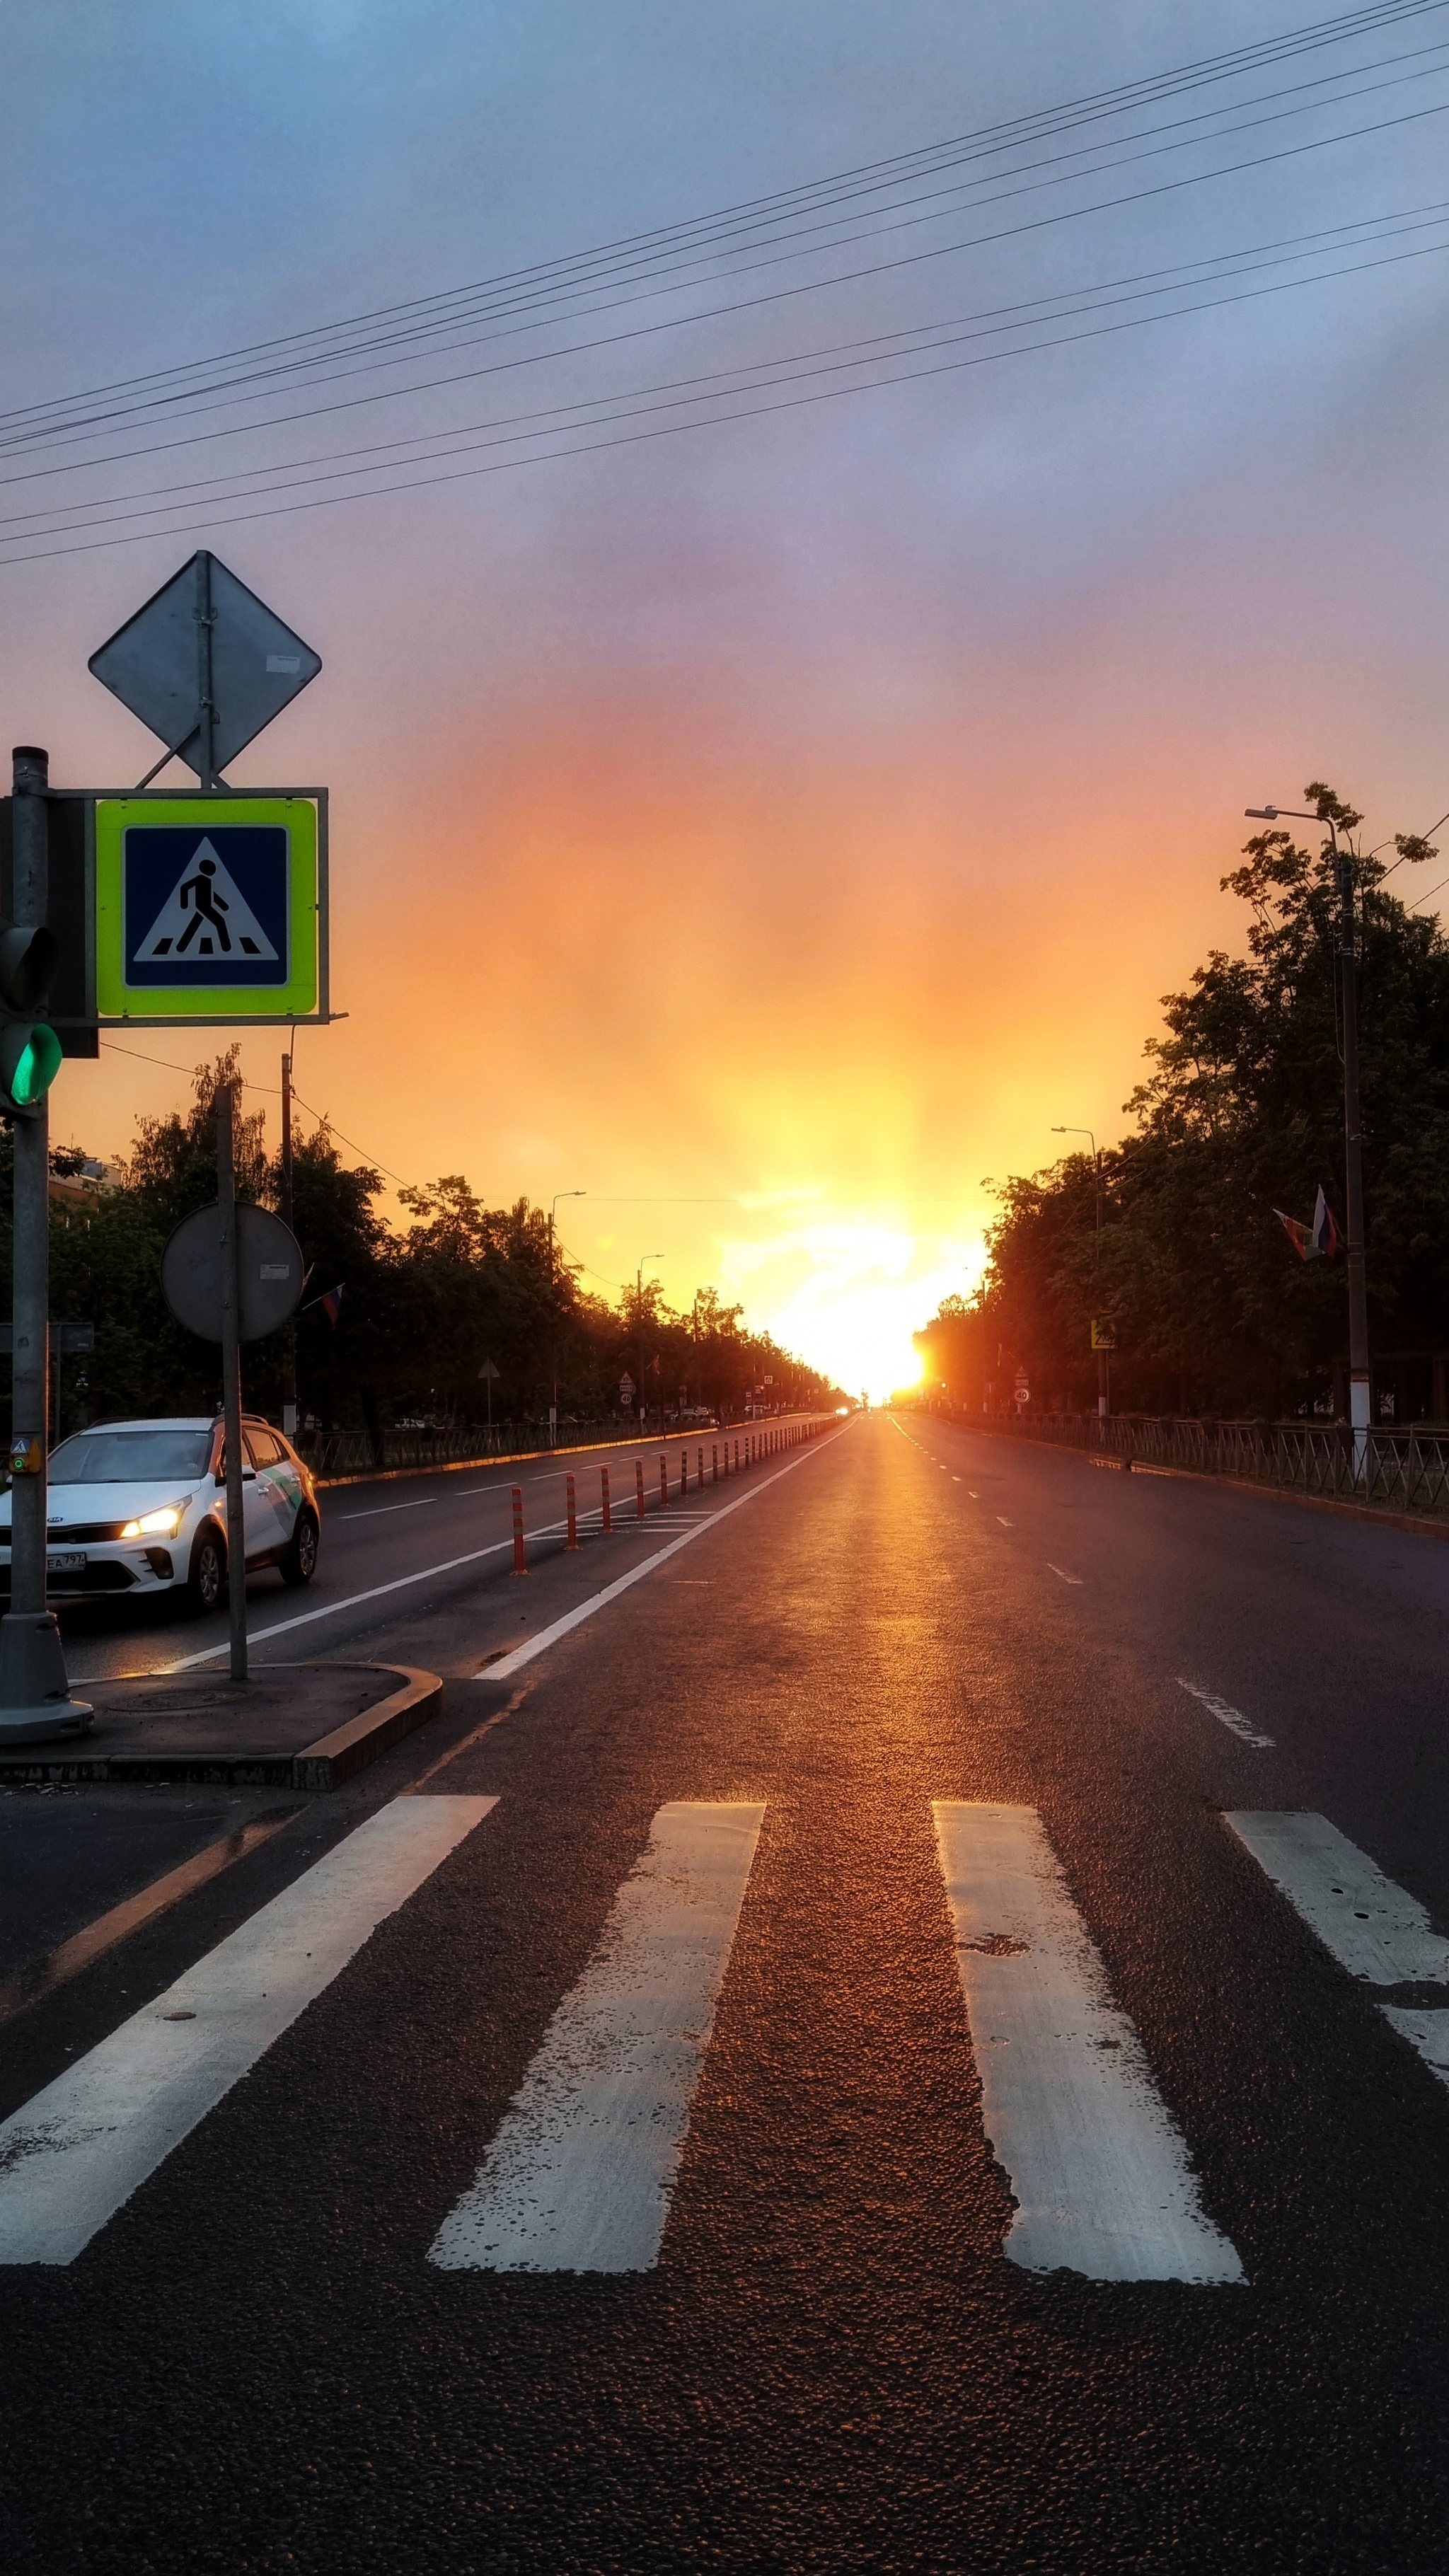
548,1190 -> 584,1443
1052,1124 -> 1107,1419
280,1049 -> 297,1438
1247,804 -> 1370,1472
0,748 -> 88,1741
636,1252 -> 662,1440
1335,838 -> 1371,1469
217,1079 -> 248,1681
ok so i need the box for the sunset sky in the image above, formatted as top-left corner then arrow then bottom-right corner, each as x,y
4,1 -> 1448,1399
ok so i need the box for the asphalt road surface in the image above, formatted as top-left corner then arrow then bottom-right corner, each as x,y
4,1410 -> 1449,2572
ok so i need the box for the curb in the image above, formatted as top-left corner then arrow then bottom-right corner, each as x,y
292,1664 -> 441,1788
0,1660 -> 444,1790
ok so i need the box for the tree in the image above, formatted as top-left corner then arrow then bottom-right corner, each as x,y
921,785 -> 1449,1419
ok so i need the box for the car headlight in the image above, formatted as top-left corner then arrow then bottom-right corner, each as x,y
120,1498 -> 190,1540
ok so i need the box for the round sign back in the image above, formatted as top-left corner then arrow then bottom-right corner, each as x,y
161,1201 -> 304,1344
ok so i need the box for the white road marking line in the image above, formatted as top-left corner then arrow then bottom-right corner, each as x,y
477,1445 -> 828,1678
0,1795 -> 497,2266
151,1540 -> 519,1670
1179,1680 -> 1272,1750
139,1440 -> 828,1673
968,1490 -> 978,1497
1046,1564 -> 1083,1585
996,1516 -> 1013,1527
1381,2006 -> 1449,2086
1225,1813 -> 1449,1983
933,1803 -> 1242,2285
340,1496 -> 439,1520
431,1800 -> 764,2272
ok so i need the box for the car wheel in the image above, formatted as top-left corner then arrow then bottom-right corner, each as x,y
282,1510 -> 320,1588
187,1523 -> 226,1614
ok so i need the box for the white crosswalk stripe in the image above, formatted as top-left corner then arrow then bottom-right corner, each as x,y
1226,1810 -> 1449,2089
431,1800 -> 764,2273
0,1794 -> 497,2266
933,1802 -> 1244,2285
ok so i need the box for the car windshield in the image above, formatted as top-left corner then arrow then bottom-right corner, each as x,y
46,1428 -> 212,1485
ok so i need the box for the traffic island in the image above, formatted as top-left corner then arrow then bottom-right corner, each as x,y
0,1661 -> 441,1790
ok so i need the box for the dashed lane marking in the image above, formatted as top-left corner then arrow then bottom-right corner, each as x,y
1178,1680 -> 1273,1750
1227,1811 -> 1449,2092
1046,1564 -> 1083,1585
0,1796 -> 497,2266
933,1803 -> 1243,2285
996,1516 -> 1013,1527
430,1801 -> 764,2273
340,1496 -> 439,1520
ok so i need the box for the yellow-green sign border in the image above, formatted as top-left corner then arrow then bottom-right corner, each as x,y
95,793 -> 321,1024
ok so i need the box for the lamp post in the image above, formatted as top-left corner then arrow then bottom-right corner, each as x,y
1052,1124 -> 1107,1419
548,1189 -> 585,1439
1247,803 -> 1369,1472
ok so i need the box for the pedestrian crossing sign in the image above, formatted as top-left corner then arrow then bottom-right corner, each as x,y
95,796 -> 319,1021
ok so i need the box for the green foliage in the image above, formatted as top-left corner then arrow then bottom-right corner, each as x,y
4,1057 -> 838,1439
917,785 -> 1449,1419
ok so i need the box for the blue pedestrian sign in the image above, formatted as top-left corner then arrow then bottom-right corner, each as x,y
95,796 -> 321,1022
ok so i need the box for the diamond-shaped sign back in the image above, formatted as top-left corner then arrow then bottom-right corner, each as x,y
89,551 -> 321,782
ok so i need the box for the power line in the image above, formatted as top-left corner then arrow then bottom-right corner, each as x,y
6,37 -> 1446,491
5,0 -> 1441,453
8,214 -> 1446,568
5,200 -> 1443,544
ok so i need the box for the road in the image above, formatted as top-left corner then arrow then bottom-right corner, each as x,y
4,1409 -> 1449,2570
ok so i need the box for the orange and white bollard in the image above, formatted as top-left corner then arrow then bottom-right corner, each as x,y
698,1445 -> 704,1485
511,1484 -> 526,1574
659,1453 -> 669,1508
681,1449 -> 689,1496
712,1444 -> 718,1483
635,1459 -> 647,1520
601,1465 -> 612,1534
566,1472 -> 579,1549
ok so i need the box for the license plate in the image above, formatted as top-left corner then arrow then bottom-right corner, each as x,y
46,1551 -> 87,1573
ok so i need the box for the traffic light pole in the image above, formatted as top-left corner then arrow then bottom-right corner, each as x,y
0,748 -> 89,1742
217,1080 -> 248,1683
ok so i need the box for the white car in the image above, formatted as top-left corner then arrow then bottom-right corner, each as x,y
0,1414 -> 321,1612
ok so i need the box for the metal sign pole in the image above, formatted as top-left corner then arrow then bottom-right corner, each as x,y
217,1080 -> 248,1682
0,747 -> 89,1741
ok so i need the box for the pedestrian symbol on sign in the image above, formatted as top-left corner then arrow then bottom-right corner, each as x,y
134,837 -> 280,966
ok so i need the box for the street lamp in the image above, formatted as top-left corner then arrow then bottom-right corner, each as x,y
1051,1124 -> 1108,1420
1247,803 -> 1369,1468
548,1191 -> 585,1437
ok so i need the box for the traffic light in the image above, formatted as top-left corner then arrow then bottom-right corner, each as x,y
0,921 -> 61,1117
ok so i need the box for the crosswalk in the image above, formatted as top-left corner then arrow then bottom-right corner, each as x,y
2,1792 -> 1448,2277
935,1803 -> 1242,2283
432,1801 -> 763,2271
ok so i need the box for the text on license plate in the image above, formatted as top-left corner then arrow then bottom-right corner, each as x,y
46,1551 -> 87,1573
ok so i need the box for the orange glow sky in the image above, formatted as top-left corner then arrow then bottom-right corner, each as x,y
4,5 -> 1448,1402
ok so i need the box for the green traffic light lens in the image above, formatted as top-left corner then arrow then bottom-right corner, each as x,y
10,1025 -> 62,1107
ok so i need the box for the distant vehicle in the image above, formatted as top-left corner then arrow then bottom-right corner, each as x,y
676,1406 -> 719,1426
0,1414 -> 321,1612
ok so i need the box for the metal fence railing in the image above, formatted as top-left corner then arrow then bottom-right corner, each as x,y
297,1411 -> 812,1482
297,1421 -> 634,1479
978,1409 -> 1449,1519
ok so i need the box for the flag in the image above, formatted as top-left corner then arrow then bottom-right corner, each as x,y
1311,1186 -> 1339,1258
321,1283 -> 344,1325
1274,1209 -> 1311,1261
1274,1193 -> 1339,1261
